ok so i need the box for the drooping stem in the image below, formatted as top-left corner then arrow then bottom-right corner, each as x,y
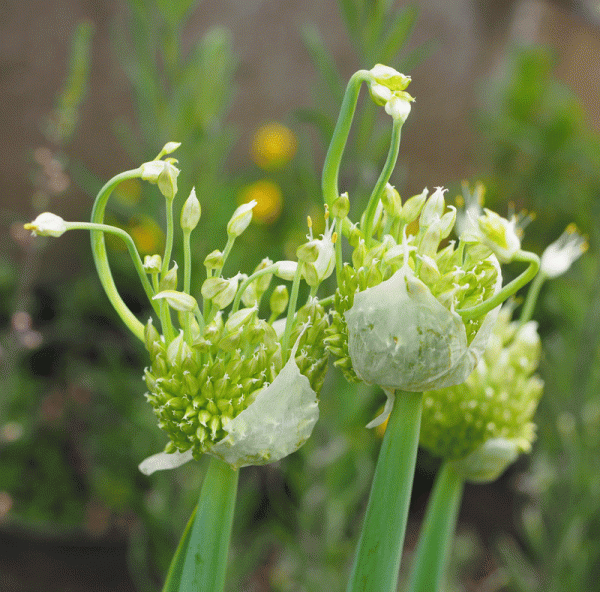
457,250 -> 540,321
362,118 -> 403,245
65,221 -> 159,317
90,168 -> 146,341
346,390 -> 423,592
176,457 -> 239,592
406,461 -> 464,592
322,70 -> 371,209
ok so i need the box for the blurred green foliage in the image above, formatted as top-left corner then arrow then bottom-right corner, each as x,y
474,46 -> 600,592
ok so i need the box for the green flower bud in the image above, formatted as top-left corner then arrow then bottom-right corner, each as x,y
297,241 -> 320,264
153,290 -> 198,312
400,188 -> 428,225
420,187 -> 446,227
24,212 -> 67,237
204,249 -> 224,271
370,64 -> 412,92
143,254 -> 162,274
201,275 -> 240,309
331,192 -> 350,219
227,201 -> 256,237
140,160 -> 180,201
275,261 -> 298,281
180,187 -> 201,232
381,184 -> 401,218
269,285 -> 289,317
159,262 -> 178,291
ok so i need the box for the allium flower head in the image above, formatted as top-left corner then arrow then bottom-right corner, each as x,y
419,306 -> 543,482
326,187 -> 503,403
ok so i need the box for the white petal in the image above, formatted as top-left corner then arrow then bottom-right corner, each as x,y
138,448 -> 194,475
366,388 -> 395,429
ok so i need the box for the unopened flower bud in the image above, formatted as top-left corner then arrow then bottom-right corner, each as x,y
143,254 -> 162,273
400,188 -> 428,225
381,183 -> 402,218
180,187 -> 201,232
369,64 -> 411,92
24,212 -> 67,237
275,261 -> 298,281
141,160 -> 180,201
227,201 -> 256,237
297,241 -> 320,264
159,262 -> 178,291
153,290 -> 198,312
270,285 -> 289,317
156,141 -> 181,159
201,276 -> 239,309
204,250 -> 224,271
331,193 -> 350,219
384,94 -> 413,122
420,187 -> 446,227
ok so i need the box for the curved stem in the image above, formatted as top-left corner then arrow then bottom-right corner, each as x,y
90,168 -> 145,341
65,221 -> 159,317
161,198 -> 175,277
406,461 -> 464,592
519,270 -> 546,326
231,263 -> 279,314
346,390 -> 423,592
457,250 -> 540,322
177,457 -> 239,592
322,70 -> 371,208
362,118 -> 403,244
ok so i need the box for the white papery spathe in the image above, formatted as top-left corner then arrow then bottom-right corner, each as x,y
138,333 -> 318,474
344,258 -> 502,426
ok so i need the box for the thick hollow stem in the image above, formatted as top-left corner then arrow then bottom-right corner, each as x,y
177,458 -> 239,592
346,390 -> 423,592
406,461 -> 464,592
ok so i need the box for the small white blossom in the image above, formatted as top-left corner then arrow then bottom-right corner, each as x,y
540,224 -> 587,278
24,212 -> 67,237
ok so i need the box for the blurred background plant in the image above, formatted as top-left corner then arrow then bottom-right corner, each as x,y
2,0 -> 600,591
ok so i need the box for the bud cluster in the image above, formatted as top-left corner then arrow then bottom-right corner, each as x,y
326,186 -> 501,389
419,306 -> 544,480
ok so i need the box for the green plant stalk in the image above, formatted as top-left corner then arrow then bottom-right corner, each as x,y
161,192 -> 175,277
177,457 -> 239,592
406,461 -> 464,592
322,70 -> 371,209
457,250 -> 540,321
346,390 -> 423,592
90,168 -> 146,341
362,117 -> 403,244
162,504 -> 198,592
282,260 -> 304,359
519,270 -> 545,326
64,221 -> 158,316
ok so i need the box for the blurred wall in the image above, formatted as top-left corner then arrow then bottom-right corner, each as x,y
1,0 -> 599,252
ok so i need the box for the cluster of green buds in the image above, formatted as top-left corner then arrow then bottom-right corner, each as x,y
419,305 -> 544,482
25,143 -> 331,472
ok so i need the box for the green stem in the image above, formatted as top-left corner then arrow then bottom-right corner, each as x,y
162,504 -> 198,592
457,250 -> 540,321
178,457 -> 239,592
362,118 -> 403,244
161,198 -> 175,277
335,215 -> 344,286
65,221 -> 159,317
231,263 -> 279,314
183,229 -> 192,295
90,168 -> 145,341
282,261 -> 304,360
519,270 -> 546,326
322,70 -> 371,208
217,236 -> 236,278
346,390 -> 423,592
406,461 -> 464,592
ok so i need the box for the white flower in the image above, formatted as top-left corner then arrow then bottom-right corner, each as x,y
540,224 -> 587,278
24,212 -> 67,237
462,209 -> 521,263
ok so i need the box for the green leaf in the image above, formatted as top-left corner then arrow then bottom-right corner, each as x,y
161,504 -> 198,591
378,5 -> 419,66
